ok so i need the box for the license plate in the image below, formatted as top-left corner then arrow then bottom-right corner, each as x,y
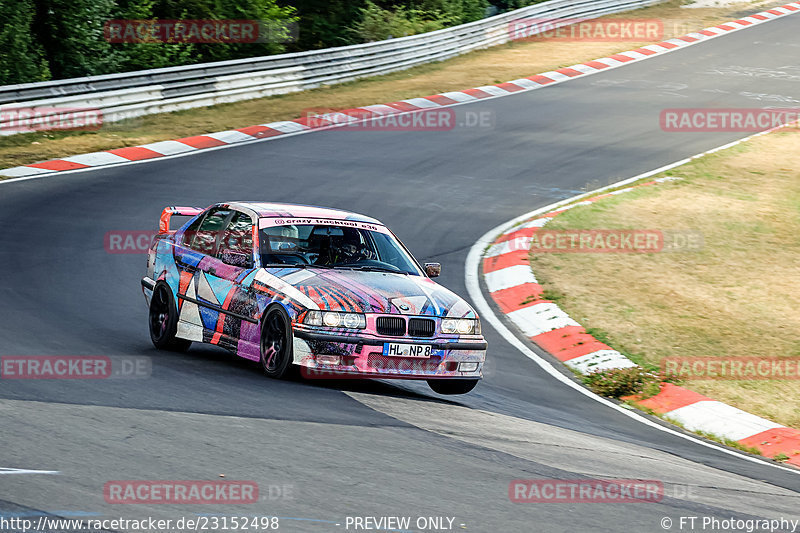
383,343 -> 432,358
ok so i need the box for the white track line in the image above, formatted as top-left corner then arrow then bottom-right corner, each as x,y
2,5 -> 798,186
0,467 -> 59,475
465,129 -> 800,476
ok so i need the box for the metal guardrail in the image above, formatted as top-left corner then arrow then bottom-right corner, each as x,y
0,0 -> 660,132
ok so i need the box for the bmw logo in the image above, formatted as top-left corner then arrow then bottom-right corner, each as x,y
399,304 -> 410,311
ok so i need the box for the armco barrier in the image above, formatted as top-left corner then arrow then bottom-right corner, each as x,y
0,0 -> 660,133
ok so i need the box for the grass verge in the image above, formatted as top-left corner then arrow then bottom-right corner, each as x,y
531,127 -> 800,429
0,0 -> 785,170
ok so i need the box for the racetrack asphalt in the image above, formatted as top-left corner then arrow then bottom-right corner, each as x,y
2,12 -> 800,532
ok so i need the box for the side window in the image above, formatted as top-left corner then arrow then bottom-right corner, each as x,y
181,214 -> 206,248
189,208 -> 231,256
218,211 -> 254,258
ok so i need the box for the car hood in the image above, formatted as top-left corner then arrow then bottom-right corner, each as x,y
256,267 -> 476,318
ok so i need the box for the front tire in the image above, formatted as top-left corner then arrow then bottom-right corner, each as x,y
149,282 -> 191,352
427,379 -> 479,395
260,306 -> 295,379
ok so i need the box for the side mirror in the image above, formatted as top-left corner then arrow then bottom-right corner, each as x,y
221,249 -> 253,268
424,262 -> 441,278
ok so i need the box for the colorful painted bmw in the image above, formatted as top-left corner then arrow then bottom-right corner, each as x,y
142,203 -> 487,394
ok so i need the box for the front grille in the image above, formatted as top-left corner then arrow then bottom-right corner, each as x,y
408,318 -> 435,337
376,316 -> 405,336
367,354 -> 441,372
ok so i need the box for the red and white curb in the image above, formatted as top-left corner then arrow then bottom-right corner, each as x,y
2,3 -> 800,179
481,178 -> 800,467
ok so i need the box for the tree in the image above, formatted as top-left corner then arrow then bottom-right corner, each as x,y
32,0 -> 119,79
351,1 -> 457,42
422,0 -> 488,24
284,0 -> 365,50
0,0 -> 50,84
107,0 -> 197,72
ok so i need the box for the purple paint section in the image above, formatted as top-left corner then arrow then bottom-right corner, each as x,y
237,320 -> 261,361
143,202 -> 487,381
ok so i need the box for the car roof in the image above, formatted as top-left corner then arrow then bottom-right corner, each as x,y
224,202 -> 384,225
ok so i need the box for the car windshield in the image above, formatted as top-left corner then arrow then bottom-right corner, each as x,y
259,224 -> 422,275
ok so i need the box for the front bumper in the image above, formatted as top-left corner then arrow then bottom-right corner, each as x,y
292,328 -> 487,380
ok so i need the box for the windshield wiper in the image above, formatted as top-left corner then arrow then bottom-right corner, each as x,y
334,265 -> 406,274
262,263 -> 333,269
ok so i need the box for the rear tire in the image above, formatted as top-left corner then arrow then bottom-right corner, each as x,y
149,282 -> 191,352
427,379 -> 479,395
260,306 -> 295,379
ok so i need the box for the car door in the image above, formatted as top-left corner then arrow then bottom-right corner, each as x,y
203,210 -> 261,354
173,207 -> 232,342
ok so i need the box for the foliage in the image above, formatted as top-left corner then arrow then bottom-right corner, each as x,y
0,0 -> 534,83
31,0 -> 119,79
0,0 -> 50,84
0,0 -> 296,84
285,0 -> 365,49
350,1 -> 457,42
583,366 -> 665,399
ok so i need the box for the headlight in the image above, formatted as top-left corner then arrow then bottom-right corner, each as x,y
303,310 -> 366,329
323,312 -> 341,327
442,318 -> 480,335
342,313 -> 364,329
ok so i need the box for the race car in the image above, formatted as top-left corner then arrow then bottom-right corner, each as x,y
142,203 -> 487,394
